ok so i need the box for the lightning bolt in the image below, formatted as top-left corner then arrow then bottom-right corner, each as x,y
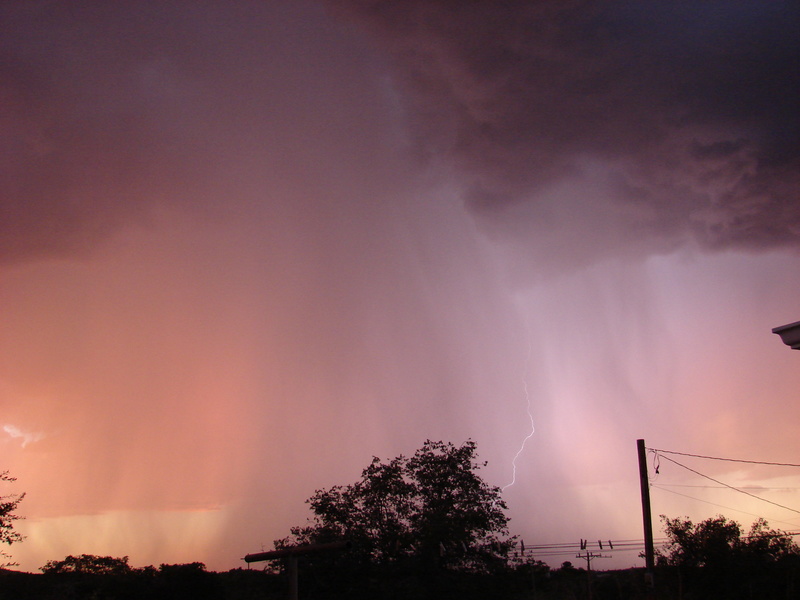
502,334 -> 535,491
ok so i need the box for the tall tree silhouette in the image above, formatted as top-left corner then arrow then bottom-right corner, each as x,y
277,440 -> 513,572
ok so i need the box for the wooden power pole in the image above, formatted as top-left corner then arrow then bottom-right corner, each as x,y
637,439 -> 655,591
244,541 -> 350,600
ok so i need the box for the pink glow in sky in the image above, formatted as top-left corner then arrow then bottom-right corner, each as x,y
2,1 -> 799,571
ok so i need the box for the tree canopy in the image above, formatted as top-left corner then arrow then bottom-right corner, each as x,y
0,471 -> 25,567
659,514 -> 799,569
276,440 -> 513,573
41,554 -> 133,575
658,515 -> 800,598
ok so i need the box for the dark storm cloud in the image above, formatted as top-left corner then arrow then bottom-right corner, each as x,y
328,0 -> 800,252
4,1 -> 797,266
1,2 -> 205,261
1,1 -> 374,263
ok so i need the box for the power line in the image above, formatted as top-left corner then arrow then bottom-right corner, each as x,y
513,538 -> 668,557
655,454 -> 800,515
656,484 -> 800,492
651,484 -> 800,529
649,447 -> 800,468
517,540 -> 666,551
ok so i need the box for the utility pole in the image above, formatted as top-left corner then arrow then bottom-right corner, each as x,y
576,551 -> 609,600
576,550 -> 609,571
244,541 -> 351,600
637,438 -> 655,593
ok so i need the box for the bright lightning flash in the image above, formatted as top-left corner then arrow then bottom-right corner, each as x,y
502,339 -> 535,491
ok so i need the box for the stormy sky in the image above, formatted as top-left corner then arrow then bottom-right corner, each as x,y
2,0 -> 799,571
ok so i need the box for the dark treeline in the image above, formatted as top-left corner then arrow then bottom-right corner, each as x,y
0,565 -> 274,600
2,560 -> 798,600
0,563 -> 648,600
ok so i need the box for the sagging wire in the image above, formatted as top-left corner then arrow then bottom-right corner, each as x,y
655,452 -> 800,515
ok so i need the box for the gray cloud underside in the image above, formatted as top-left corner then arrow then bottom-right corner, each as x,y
328,0 -> 800,255
1,2 -> 206,261
1,1 -> 390,263
1,1 -> 798,267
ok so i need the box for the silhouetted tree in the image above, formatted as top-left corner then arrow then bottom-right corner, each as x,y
659,515 -> 798,568
659,515 -> 741,568
740,517 -> 800,566
40,554 -> 133,575
0,471 -> 25,566
659,515 -> 800,599
277,440 -> 514,573
155,562 -> 218,600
